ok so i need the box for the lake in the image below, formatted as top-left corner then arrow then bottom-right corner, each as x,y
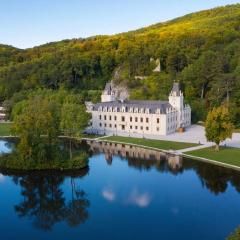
0,139 -> 240,240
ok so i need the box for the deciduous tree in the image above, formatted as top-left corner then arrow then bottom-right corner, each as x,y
205,105 -> 234,151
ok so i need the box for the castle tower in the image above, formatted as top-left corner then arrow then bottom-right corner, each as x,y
101,82 -> 116,102
169,82 -> 184,128
169,82 -> 184,111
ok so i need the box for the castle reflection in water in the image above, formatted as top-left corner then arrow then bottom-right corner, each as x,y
86,140 -> 182,172
85,140 -> 240,195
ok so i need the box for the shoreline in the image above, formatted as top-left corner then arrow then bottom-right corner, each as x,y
182,154 -> 240,172
0,165 -> 89,175
1,136 -> 240,172
84,137 -> 240,172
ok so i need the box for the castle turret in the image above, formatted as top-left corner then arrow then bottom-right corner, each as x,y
168,82 -> 184,111
169,82 -> 185,128
101,83 -> 116,102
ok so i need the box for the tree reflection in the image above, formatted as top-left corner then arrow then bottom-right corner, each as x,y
120,153 -> 240,195
230,175 -> 240,193
0,139 -> 91,171
195,164 -> 228,194
10,169 -> 90,231
179,158 -> 240,195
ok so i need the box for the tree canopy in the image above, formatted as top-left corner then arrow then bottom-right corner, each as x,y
9,90 -> 90,169
205,105 -> 234,151
0,4 -> 240,125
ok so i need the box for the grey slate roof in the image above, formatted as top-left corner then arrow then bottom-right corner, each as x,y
92,100 -> 172,114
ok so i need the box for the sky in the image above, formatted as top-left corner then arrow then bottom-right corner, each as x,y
1,0 -> 239,49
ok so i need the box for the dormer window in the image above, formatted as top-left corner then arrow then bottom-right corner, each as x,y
134,108 -> 138,113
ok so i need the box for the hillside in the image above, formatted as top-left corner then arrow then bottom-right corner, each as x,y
0,4 -> 240,125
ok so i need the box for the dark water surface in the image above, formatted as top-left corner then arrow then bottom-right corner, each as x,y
0,139 -> 240,240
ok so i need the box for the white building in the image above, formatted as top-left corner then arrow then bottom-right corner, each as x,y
86,82 -> 191,137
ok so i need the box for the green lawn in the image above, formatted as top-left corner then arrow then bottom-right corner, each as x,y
82,133 -> 100,139
0,123 -> 13,136
186,147 -> 240,167
103,136 -> 199,150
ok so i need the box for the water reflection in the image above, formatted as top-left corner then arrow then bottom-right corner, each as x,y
101,187 -> 151,208
102,188 -> 116,202
0,140 -> 240,239
0,173 -> 4,183
87,140 -> 240,195
87,140 -> 183,172
0,138 -> 91,171
2,169 -> 90,231
125,189 -> 152,208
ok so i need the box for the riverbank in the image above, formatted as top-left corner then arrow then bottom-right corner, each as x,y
0,165 -> 89,176
184,147 -> 240,168
1,128 -> 240,171
101,136 -> 199,151
91,136 -> 240,171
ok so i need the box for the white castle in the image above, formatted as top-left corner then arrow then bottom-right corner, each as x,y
86,82 -> 191,137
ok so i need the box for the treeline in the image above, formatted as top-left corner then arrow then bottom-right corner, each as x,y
0,4 -> 240,126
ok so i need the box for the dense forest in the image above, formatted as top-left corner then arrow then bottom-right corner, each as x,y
0,4 -> 240,126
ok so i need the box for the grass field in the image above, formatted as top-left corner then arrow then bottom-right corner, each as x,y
186,147 -> 240,167
82,134 -> 100,139
103,136 -> 199,150
0,123 -> 13,136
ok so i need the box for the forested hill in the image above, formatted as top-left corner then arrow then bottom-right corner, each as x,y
0,4 -> 240,125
